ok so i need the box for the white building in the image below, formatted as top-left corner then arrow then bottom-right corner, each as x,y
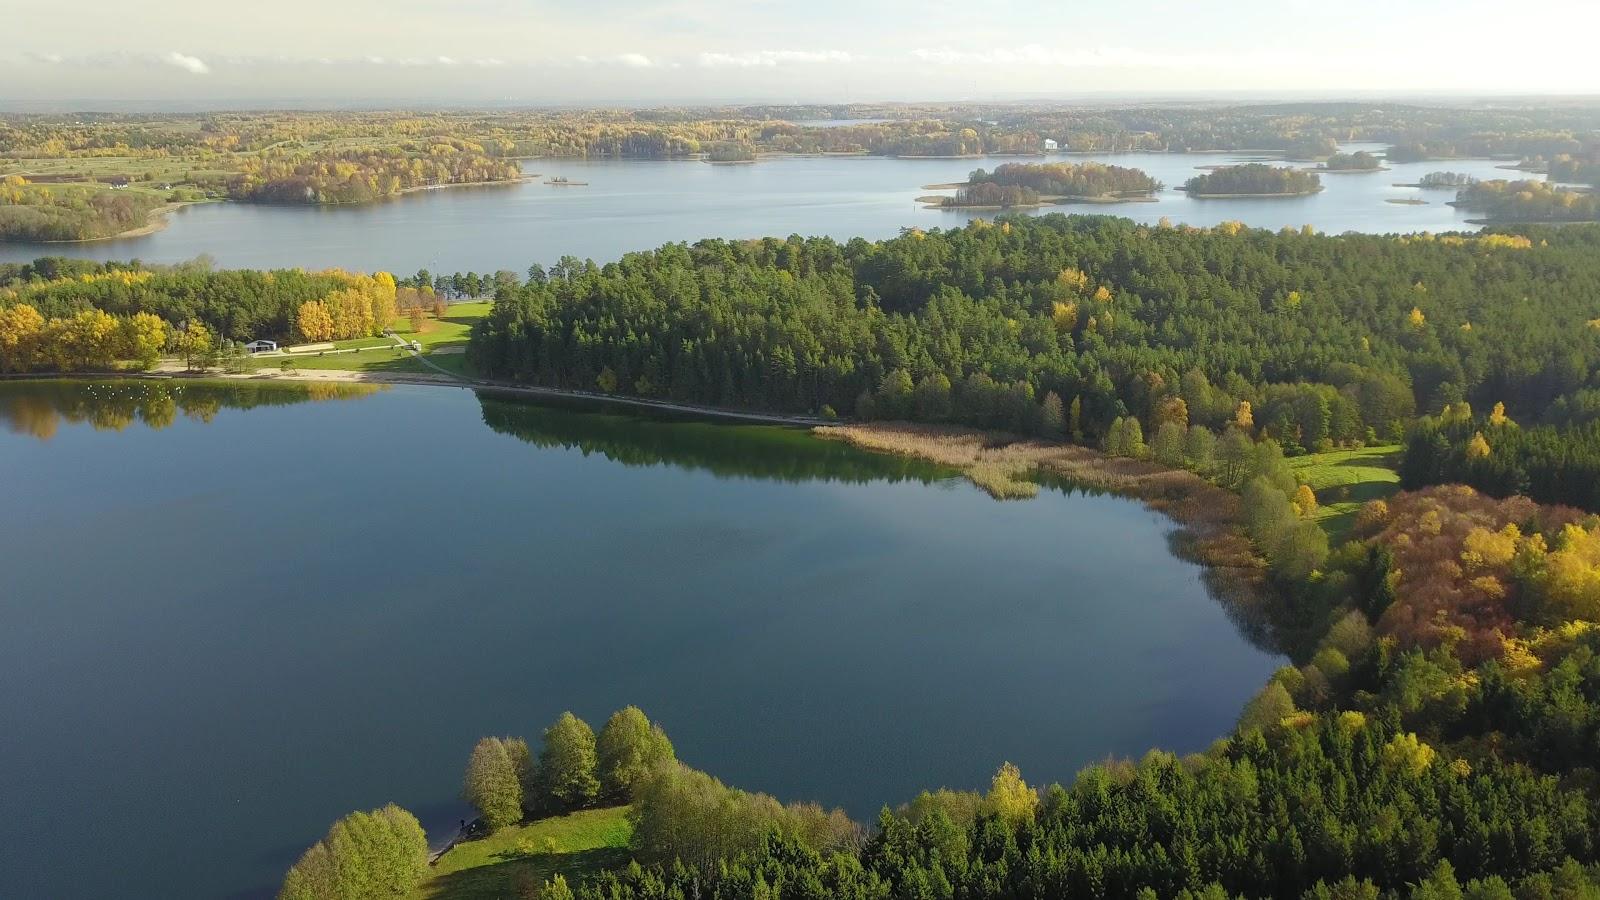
244,340 -> 278,353
1043,138 -> 1059,152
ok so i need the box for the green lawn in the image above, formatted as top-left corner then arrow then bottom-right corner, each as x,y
1288,444 -> 1402,544
415,806 -> 634,900
268,302 -> 489,376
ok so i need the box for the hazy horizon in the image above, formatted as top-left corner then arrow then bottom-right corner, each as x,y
7,0 -> 1600,109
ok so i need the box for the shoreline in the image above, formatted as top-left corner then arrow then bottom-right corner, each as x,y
815,421 -> 1277,644
32,199 -> 205,245
18,175 -> 537,245
39,366 -> 835,427
920,190 -> 1161,210
1180,189 -> 1323,199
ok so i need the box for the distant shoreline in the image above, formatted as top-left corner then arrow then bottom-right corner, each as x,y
1179,188 -> 1323,199
32,199 -> 205,245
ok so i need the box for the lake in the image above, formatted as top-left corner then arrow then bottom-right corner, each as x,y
0,144 -> 1536,274
0,379 -> 1283,898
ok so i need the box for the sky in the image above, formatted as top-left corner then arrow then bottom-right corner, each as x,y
4,0 -> 1600,109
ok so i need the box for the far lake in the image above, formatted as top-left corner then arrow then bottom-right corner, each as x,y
0,144 -> 1536,273
0,379 -> 1284,898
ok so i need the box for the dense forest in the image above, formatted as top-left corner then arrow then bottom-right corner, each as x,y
0,259 -> 398,373
0,175 -> 164,241
1183,164 -> 1323,196
1453,180 -> 1600,223
944,182 -> 1041,208
1401,413 -> 1600,512
964,162 -> 1161,198
466,216 -> 1600,450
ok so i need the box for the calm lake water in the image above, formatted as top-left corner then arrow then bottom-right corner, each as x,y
0,379 -> 1283,898
0,144 -> 1535,273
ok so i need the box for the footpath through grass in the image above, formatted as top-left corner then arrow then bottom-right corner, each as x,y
415,806 -> 633,900
1288,444 -> 1402,544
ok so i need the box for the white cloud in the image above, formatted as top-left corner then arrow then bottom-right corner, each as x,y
909,44 -> 1303,71
696,49 -> 853,68
161,50 -> 210,75
574,52 -> 656,68
436,55 -> 459,66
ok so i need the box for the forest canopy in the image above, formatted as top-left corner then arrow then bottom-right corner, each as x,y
1182,164 -> 1322,196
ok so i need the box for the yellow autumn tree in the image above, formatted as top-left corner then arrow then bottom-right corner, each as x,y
1461,524 -> 1520,571
0,303 -> 46,372
985,762 -> 1037,825
1293,484 -> 1319,518
1535,524 -> 1600,622
178,322 -> 212,371
296,301 -> 335,342
1232,400 -> 1255,431
1408,306 -> 1427,329
1489,402 -> 1513,427
1466,431 -> 1492,459
121,312 -> 168,369
1382,733 -> 1436,777
324,287 -> 376,340
1051,301 -> 1078,333
1055,267 -> 1089,295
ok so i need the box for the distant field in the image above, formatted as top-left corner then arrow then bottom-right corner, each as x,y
1288,445 -> 1402,544
413,806 -> 632,900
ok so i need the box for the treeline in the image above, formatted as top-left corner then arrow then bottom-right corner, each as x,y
1418,171 -> 1478,188
1323,150 -> 1383,170
1,260 -> 393,344
0,176 -> 164,242
577,718 -> 1599,900
0,303 -> 172,372
12,104 -> 1599,167
460,707 -> 676,830
965,161 -> 1161,197
466,216 -> 1600,448
705,142 -> 757,162
290,272 -> 397,341
1386,131 -> 1593,163
1183,164 -> 1322,196
1401,412 -> 1600,512
225,146 -> 521,204
1547,152 -> 1600,185
946,182 -> 1039,208
1454,180 -> 1600,223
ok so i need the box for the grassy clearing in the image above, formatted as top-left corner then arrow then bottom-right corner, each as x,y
1288,445 -> 1402,544
266,302 -> 489,375
414,807 -> 633,900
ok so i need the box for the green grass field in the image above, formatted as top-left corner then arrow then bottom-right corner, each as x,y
414,807 -> 633,900
268,302 -> 489,376
1288,444 -> 1402,544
